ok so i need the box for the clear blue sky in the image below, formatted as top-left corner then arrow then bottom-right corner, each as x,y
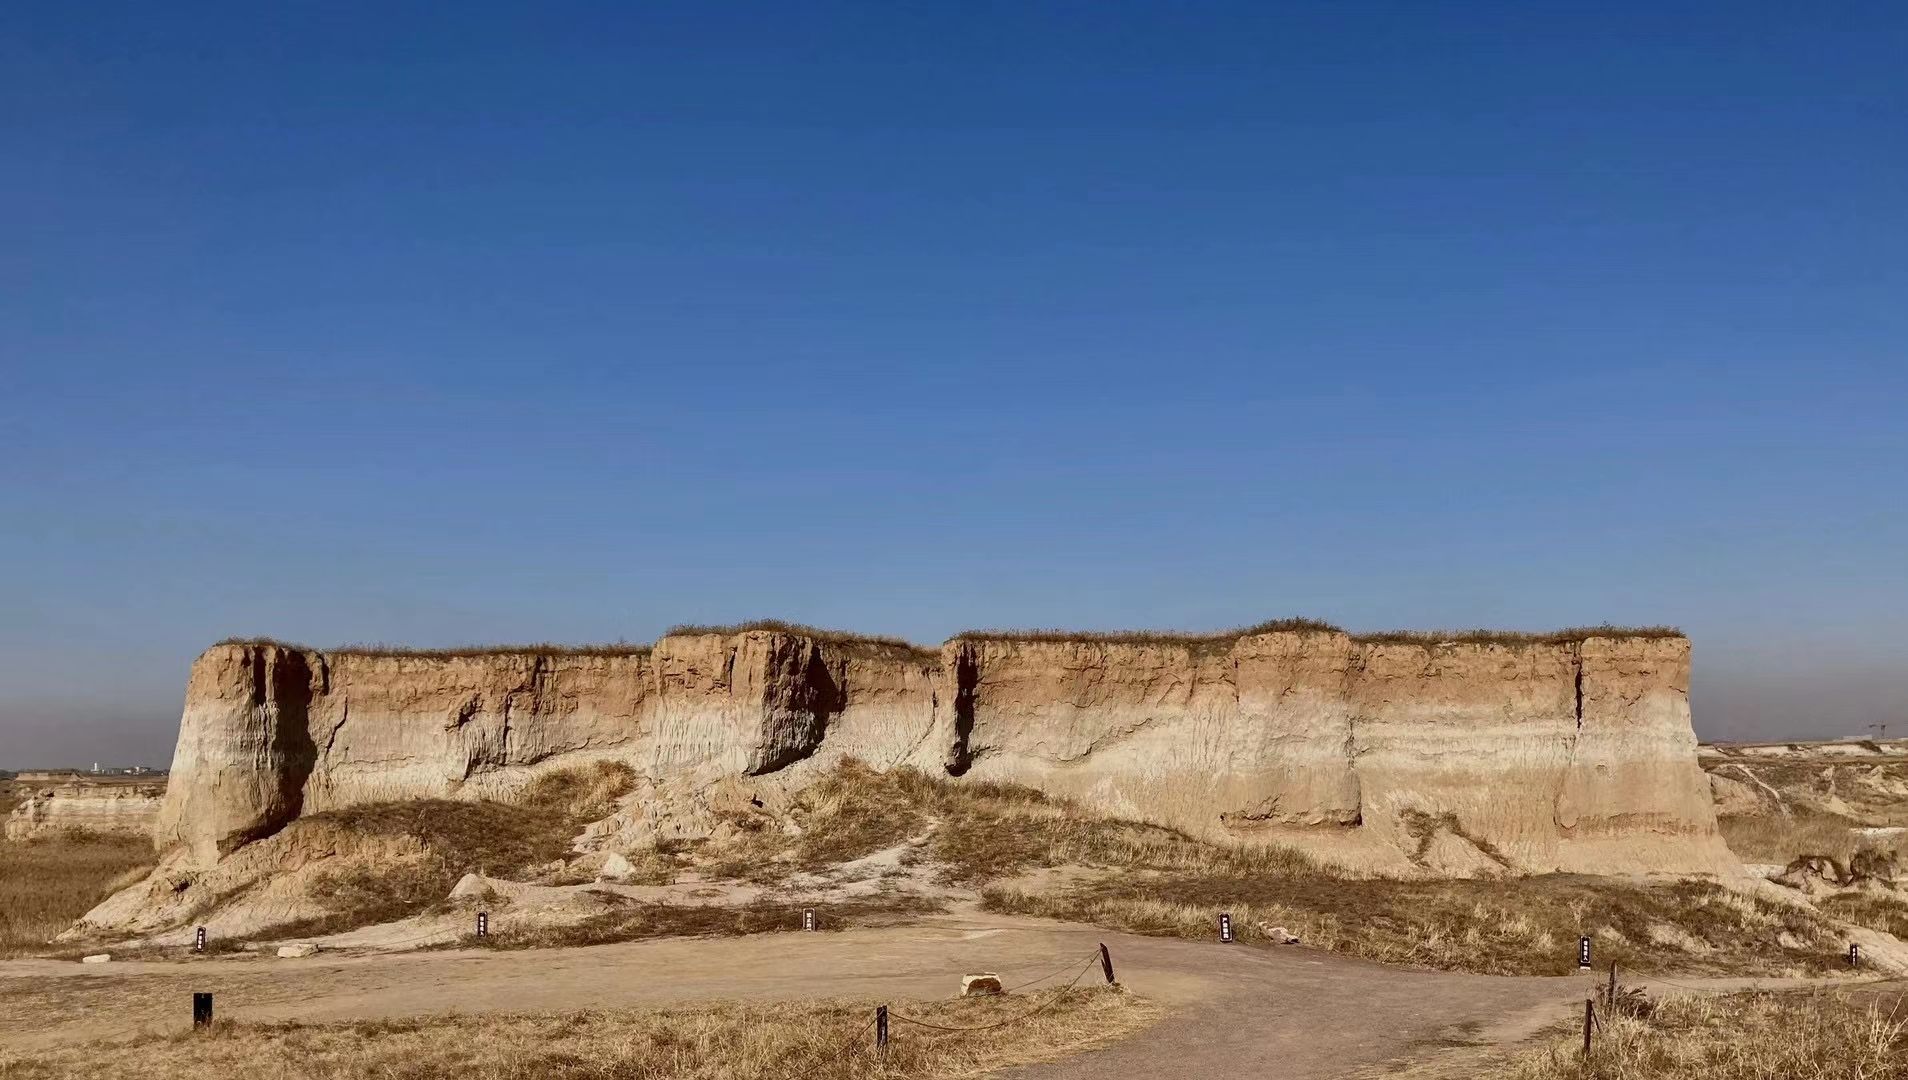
3,2 -> 1904,766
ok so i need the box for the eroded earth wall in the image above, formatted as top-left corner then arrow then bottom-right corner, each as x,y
156,628 -> 1732,875
5,778 -> 167,840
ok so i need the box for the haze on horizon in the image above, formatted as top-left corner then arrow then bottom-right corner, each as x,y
3,3 -> 1904,769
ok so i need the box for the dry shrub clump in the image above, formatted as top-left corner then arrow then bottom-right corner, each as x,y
0,830 -> 154,956
1512,990 -> 1908,1080
0,987 -> 1151,1080
265,764 -> 636,939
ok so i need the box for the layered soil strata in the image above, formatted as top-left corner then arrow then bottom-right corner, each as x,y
153,625 -> 1729,877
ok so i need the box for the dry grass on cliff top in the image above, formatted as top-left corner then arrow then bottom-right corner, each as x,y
0,830 -> 154,957
0,986 -> 1152,1080
664,619 -> 938,657
1509,989 -> 1908,1080
214,637 -> 654,658
215,620 -> 1684,659
949,621 -> 1683,648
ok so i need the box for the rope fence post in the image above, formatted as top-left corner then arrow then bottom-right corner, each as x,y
1606,961 -> 1617,1008
875,1005 -> 888,1052
193,992 -> 214,1031
1582,998 -> 1593,1057
1099,942 -> 1115,984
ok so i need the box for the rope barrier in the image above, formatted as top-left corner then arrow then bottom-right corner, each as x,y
1001,949 -> 1106,994
887,953 -> 1100,1034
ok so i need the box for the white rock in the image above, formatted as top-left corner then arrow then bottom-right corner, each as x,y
80,953 -> 112,964
1259,923 -> 1301,944
276,943 -> 319,958
598,852 -> 635,882
961,972 -> 1003,996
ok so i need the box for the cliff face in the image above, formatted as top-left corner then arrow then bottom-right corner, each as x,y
6,778 -> 166,840
156,627 -> 1730,875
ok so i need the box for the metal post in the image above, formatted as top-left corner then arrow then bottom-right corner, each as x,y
1582,999 -> 1593,1057
1099,942 -> 1115,984
1219,913 -> 1234,943
193,992 -> 214,1031
194,927 -> 206,954
1607,961 -> 1617,1008
1578,936 -> 1592,970
875,1005 -> 888,1051
477,911 -> 488,938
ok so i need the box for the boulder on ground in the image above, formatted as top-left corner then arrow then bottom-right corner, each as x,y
79,954 -> 111,964
276,943 -> 319,958
598,852 -> 636,882
961,973 -> 1003,996
1258,924 -> 1301,944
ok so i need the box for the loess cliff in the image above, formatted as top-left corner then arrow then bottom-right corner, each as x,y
153,624 -> 1732,878
5,777 -> 166,841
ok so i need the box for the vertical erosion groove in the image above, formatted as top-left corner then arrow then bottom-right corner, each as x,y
1573,647 -> 1586,735
944,645 -> 978,776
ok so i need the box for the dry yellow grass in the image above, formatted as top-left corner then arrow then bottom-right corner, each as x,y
686,763 -> 1847,977
0,986 -> 1153,1080
0,831 -> 153,957
1511,990 -> 1908,1079
1718,809 -> 1906,865
981,873 -> 1845,977
262,763 -> 638,939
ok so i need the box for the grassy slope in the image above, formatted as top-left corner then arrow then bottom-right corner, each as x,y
259,763 -> 638,940
687,762 -> 1850,977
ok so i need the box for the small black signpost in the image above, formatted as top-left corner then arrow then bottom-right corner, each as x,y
1849,943 -> 1862,967
803,909 -> 817,932
1219,913 -> 1234,943
477,912 -> 489,938
1578,936 -> 1592,971
192,993 -> 214,1031
194,927 -> 206,954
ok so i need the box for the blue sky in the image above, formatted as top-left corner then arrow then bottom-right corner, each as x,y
3,2 -> 1904,765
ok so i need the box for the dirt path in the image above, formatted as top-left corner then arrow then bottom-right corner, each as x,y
0,914 -> 1877,1078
